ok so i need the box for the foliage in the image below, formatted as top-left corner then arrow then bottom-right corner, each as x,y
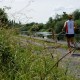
45,17 -> 55,29
54,20 -> 65,33
74,20 -> 80,34
75,20 -> 80,27
61,12 -> 68,20
0,29 -> 19,80
0,29 -> 78,80
73,9 -> 80,20
0,8 -> 8,28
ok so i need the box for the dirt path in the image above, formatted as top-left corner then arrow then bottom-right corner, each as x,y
56,48 -> 80,79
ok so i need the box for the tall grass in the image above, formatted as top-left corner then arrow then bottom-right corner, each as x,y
0,28 -> 78,80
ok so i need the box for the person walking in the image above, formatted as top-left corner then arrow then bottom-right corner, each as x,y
62,14 -> 77,52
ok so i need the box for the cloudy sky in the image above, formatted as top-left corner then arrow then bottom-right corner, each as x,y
0,0 -> 80,24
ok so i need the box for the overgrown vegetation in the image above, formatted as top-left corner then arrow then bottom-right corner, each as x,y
0,8 -> 80,80
0,28 -> 79,80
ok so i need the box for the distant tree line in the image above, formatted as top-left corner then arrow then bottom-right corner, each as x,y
0,8 -> 80,34
21,9 -> 80,34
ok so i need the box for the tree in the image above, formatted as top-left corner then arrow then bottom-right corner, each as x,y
73,9 -> 80,20
61,12 -> 68,20
55,14 -> 62,21
29,23 -> 39,32
37,23 -> 44,31
0,8 -> 8,28
54,20 -> 65,33
45,17 -> 55,30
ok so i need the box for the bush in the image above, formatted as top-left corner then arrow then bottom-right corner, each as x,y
0,29 -> 19,80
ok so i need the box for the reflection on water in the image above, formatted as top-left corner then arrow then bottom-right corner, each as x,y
36,32 -> 52,39
21,31 -> 52,39
36,32 -> 52,36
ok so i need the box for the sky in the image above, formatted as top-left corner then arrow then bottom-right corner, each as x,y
0,0 -> 80,24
